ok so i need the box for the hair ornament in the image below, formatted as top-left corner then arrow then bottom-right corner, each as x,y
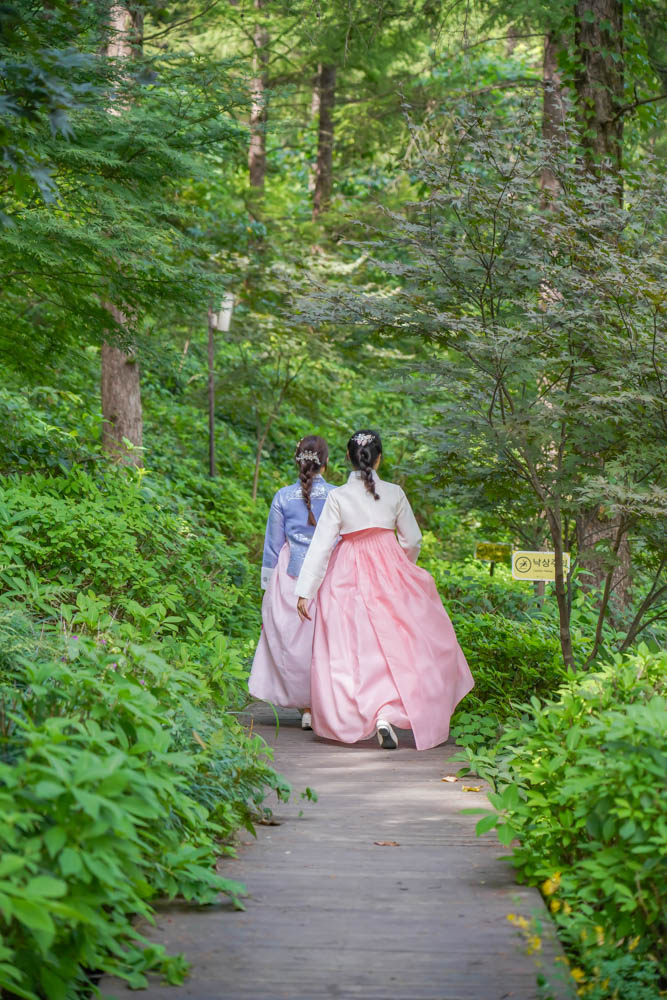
296,449 -> 320,463
353,432 -> 374,447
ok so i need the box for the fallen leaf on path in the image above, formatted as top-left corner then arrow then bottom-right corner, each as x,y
441,775 -> 458,782
462,785 -> 483,792
374,840 -> 400,847
256,817 -> 282,826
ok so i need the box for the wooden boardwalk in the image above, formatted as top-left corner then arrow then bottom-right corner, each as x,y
103,706 -> 574,1000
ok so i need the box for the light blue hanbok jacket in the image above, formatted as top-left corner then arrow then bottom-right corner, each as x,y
261,476 -> 336,588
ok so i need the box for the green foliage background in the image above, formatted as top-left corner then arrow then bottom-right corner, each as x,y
1,0 -> 665,996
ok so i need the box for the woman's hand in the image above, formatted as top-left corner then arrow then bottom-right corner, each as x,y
296,597 -> 312,622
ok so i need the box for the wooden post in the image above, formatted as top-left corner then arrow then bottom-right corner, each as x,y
208,308 -> 216,479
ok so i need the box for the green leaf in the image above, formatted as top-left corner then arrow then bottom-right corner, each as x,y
58,848 -> 83,877
39,968 -> 68,1000
24,876 -> 67,899
0,972 -> 40,1000
619,818 -> 636,839
0,855 -> 27,878
496,823 -> 516,847
43,826 -> 67,857
475,813 -> 499,835
33,781 -> 65,799
11,898 -> 55,938
502,784 -> 520,809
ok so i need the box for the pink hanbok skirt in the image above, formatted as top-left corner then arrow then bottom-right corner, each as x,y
310,528 -> 474,750
248,543 -> 315,709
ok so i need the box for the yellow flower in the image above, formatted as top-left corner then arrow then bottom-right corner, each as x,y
595,925 -> 605,946
507,913 -> 529,929
541,871 -> 562,896
550,899 -> 561,914
628,936 -> 641,952
562,901 -> 572,915
570,967 -> 586,983
526,934 -> 542,954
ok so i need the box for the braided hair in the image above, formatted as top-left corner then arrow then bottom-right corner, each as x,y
347,429 -> 381,500
295,435 -> 329,526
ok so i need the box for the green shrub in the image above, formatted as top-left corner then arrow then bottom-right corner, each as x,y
455,647 -> 667,997
0,465 -> 259,642
0,386 -> 100,475
421,550 -> 540,619
0,610 -> 288,999
420,552 -> 577,725
451,612 -> 568,718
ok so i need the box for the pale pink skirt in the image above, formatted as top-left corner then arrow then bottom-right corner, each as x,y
310,528 -> 474,750
248,543 -> 315,709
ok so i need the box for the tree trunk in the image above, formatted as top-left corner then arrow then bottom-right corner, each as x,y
545,508 -> 576,672
540,32 -> 566,199
101,328 -> 143,466
102,6 -> 143,466
574,0 -> 624,173
576,509 -> 632,611
308,72 -> 320,194
252,432 -> 265,502
107,4 -> 142,61
572,0 -> 631,609
248,0 -> 269,196
312,63 -> 336,219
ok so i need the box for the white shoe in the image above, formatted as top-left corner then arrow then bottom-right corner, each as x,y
301,711 -> 312,731
376,719 -> 398,750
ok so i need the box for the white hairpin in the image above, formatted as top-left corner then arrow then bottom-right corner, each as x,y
353,433 -> 374,447
296,449 -> 320,463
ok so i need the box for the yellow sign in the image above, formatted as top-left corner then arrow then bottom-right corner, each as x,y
512,551 -> 571,581
474,542 -> 512,563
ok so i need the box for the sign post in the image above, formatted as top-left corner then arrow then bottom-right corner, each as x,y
207,293 -> 235,479
511,551 -> 570,582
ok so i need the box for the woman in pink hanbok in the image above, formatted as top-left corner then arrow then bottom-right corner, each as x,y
249,436 -> 335,729
296,430 -> 473,750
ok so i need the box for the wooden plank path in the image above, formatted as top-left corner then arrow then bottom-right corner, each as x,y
103,705 -> 574,1000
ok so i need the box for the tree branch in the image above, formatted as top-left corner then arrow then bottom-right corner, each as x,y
142,1 -> 222,42
613,92 -> 667,121
460,33 -> 544,52
619,559 -> 667,652
584,516 -> 630,667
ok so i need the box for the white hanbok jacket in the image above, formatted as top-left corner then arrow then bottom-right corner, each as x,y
295,471 -> 422,600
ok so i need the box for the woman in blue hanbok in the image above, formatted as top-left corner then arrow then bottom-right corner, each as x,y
248,436 -> 335,727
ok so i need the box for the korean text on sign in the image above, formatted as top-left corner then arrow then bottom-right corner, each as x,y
511,551 -> 571,582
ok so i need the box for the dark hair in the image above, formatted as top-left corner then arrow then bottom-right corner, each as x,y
295,435 -> 329,526
347,429 -> 382,500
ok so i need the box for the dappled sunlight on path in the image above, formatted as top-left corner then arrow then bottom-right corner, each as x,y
102,704 -> 574,1000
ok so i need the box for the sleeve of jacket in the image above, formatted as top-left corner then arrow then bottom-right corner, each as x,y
295,492 -> 342,600
395,488 -> 422,563
261,492 -> 286,589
